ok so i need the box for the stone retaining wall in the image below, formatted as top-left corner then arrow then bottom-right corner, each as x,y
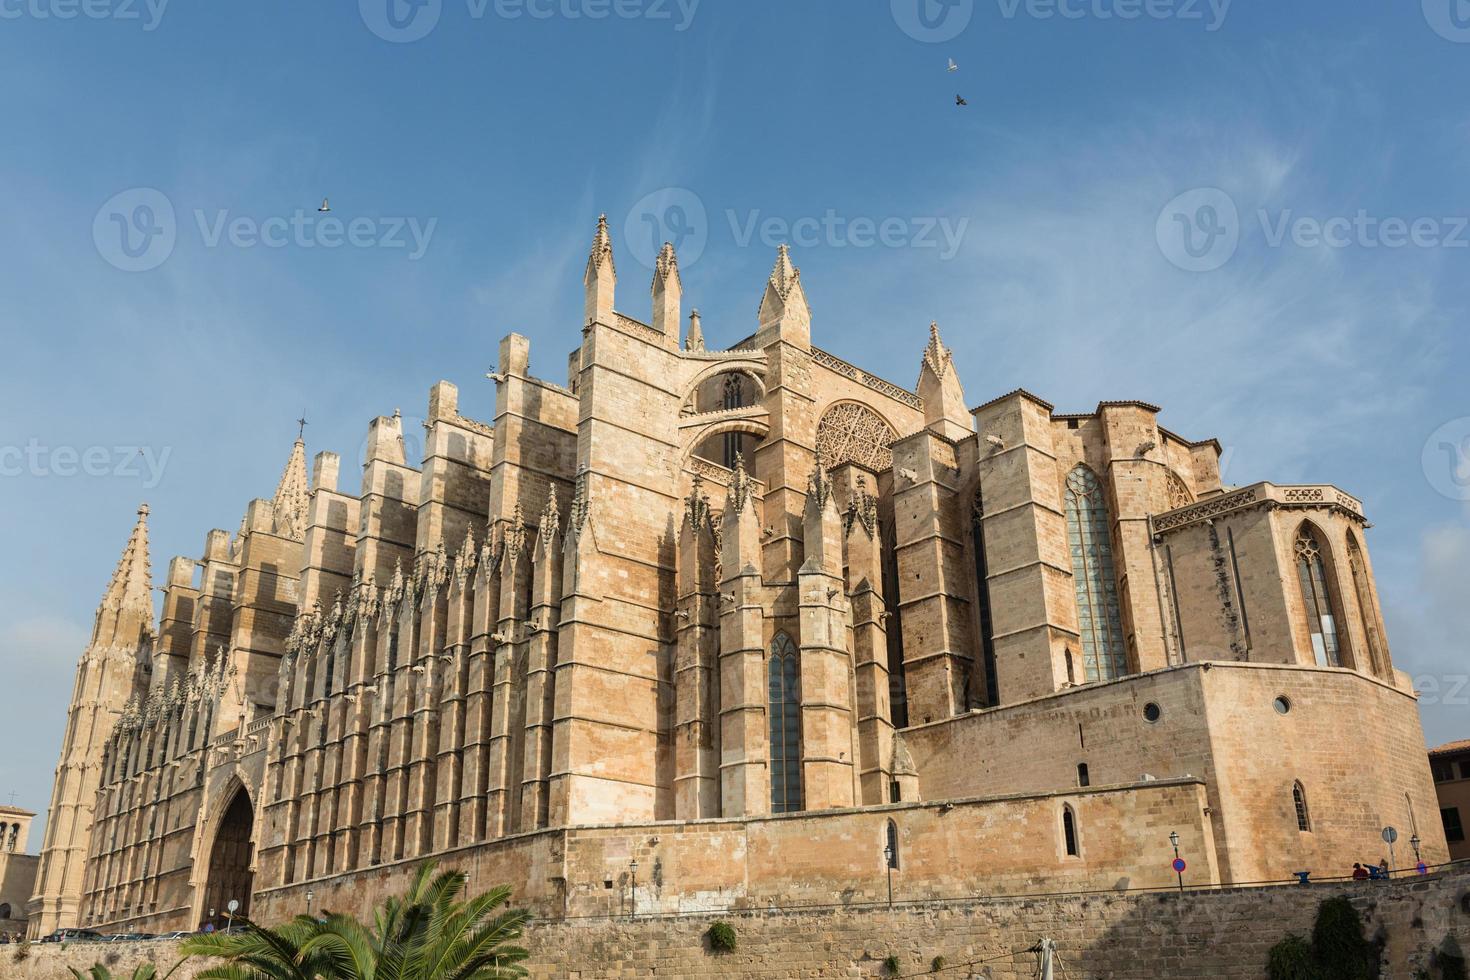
13,865 -> 1468,979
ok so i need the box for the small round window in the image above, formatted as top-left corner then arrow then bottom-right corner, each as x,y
1143,702 -> 1162,723
1273,696 -> 1292,715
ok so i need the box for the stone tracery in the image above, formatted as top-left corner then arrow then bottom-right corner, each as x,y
816,402 -> 897,472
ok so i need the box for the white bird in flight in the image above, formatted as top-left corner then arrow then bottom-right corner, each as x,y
947,58 -> 959,72
318,198 -> 331,213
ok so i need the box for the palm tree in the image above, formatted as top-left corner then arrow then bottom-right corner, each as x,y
181,861 -> 530,980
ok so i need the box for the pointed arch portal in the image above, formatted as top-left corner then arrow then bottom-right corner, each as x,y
201,786 -> 255,929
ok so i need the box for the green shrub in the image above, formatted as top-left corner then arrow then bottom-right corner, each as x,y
1267,935 -> 1318,980
12,939 -> 30,962
1312,896 -> 1373,980
883,954 -> 901,975
930,954 -> 947,972
1441,950 -> 1468,980
707,920 -> 737,954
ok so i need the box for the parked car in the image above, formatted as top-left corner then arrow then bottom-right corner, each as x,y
40,927 -> 103,943
157,930 -> 194,940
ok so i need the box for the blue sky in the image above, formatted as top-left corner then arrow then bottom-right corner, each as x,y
2,1 -> 1468,834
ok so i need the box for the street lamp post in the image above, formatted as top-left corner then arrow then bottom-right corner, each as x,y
1410,834 -> 1423,872
305,890 -> 315,919
629,859 -> 639,919
882,844 -> 894,909
1170,831 -> 1184,894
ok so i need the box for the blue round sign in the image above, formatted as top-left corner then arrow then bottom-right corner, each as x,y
1172,858 -> 1187,874
1417,862 -> 1428,875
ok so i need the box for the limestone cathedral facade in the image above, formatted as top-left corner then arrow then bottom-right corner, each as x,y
29,218 -> 1448,936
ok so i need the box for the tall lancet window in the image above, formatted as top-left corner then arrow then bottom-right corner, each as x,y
722,374 -> 745,469
1065,466 -> 1127,682
1295,525 -> 1348,668
1346,533 -> 1383,677
768,632 -> 803,813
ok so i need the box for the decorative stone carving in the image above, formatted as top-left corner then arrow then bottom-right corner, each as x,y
816,402 -> 898,472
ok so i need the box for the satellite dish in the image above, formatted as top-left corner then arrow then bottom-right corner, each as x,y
227,899 -> 240,914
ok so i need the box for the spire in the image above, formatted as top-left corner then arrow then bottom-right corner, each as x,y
728,452 -> 757,515
756,244 -> 811,348
95,503 -> 155,645
685,309 -> 705,352
922,321 -> 951,380
271,436 -> 310,541
806,451 -> 835,514
653,241 -> 682,294
917,321 -> 973,442
586,214 -> 615,281
584,214 -> 617,326
651,241 -> 683,345
802,452 -> 843,575
539,486 -> 562,558
502,500 -> 527,572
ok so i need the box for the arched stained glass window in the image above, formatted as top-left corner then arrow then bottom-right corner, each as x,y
1064,466 -> 1127,682
1294,525 -> 1348,668
768,632 -> 803,813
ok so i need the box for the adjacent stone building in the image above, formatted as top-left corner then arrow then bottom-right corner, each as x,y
0,807 -> 39,937
28,220 -> 1449,936
1432,740 -> 1470,862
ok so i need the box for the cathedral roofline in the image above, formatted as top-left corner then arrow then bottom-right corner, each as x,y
970,387 -> 1057,415
900,659 -> 1413,737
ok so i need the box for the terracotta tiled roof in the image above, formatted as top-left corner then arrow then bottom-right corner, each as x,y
1429,739 -> 1470,756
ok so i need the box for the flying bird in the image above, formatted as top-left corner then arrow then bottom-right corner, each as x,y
955,95 -> 968,106
947,58 -> 959,72
318,198 -> 331,213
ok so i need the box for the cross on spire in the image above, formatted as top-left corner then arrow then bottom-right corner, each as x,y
296,415 -> 308,441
